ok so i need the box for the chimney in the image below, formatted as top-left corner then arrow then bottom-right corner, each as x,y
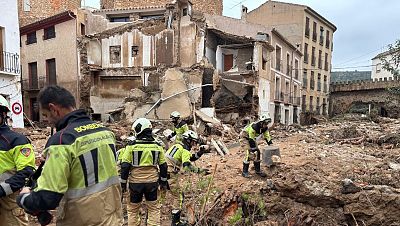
241,5 -> 248,21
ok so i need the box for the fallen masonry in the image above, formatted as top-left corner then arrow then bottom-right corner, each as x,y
22,113 -> 400,226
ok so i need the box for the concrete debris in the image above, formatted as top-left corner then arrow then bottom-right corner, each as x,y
24,112 -> 400,226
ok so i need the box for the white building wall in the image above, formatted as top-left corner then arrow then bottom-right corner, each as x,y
258,77 -> 270,115
0,0 -> 24,128
371,55 -> 396,81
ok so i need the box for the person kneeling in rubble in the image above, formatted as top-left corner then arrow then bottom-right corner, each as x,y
165,130 -> 210,206
240,113 -> 273,178
167,111 -> 189,144
120,118 -> 168,226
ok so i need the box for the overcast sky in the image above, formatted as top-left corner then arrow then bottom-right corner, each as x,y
84,0 -> 400,71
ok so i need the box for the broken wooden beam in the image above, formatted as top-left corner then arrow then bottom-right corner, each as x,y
217,139 -> 230,154
211,138 -> 225,156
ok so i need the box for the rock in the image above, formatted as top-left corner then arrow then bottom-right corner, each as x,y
341,178 -> 361,194
388,162 -> 400,171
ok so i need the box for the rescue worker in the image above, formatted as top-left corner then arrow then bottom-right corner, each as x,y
167,111 -> 189,143
165,130 -> 209,224
0,96 -> 35,226
120,118 -> 168,226
165,130 -> 209,175
17,85 -> 123,225
240,113 -> 273,178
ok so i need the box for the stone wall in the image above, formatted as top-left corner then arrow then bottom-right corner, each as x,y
100,0 -> 223,15
18,0 -> 81,26
330,79 -> 400,118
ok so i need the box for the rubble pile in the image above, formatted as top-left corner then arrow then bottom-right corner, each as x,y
25,113 -> 400,226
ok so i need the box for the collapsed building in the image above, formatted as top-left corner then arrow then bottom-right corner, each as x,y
20,0 -> 304,125
78,1 -> 303,125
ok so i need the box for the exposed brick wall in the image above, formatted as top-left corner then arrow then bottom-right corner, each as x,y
18,0 -> 81,27
100,0 -> 223,15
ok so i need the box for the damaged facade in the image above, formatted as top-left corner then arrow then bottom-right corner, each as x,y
21,0 -> 306,125
100,0 -> 223,16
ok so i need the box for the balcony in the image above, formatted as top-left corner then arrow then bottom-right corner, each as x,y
22,77 -> 46,91
281,92 -> 289,103
304,53 -> 309,64
0,51 -> 20,74
305,28 -> 310,37
291,96 -> 301,106
326,39 -> 330,49
274,91 -> 281,101
312,32 -> 317,42
276,60 -> 281,71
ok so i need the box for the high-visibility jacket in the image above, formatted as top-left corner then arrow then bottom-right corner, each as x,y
120,137 -> 168,184
18,110 -> 122,225
171,121 -> 189,143
0,124 -> 35,197
165,143 -> 201,173
242,122 -> 272,150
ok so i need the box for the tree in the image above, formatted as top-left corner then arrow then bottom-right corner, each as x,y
380,39 -> 400,77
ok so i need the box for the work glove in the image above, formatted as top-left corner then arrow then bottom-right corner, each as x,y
197,145 -> 208,157
121,183 -> 127,193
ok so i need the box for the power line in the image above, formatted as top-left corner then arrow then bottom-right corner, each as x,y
230,0 -> 249,9
334,47 -> 384,67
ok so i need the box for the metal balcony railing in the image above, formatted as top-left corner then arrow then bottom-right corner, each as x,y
312,32 -> 317,41
305,28 -> 310,37
0,51 -> 20,74
274,91 -> 281,101
291,96 -> 301,106
281,92 -> 289,103
22,77 -> 46,91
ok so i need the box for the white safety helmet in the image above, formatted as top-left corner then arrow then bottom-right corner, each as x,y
182,130 -> 199,142
170,111 -> 181,119
0,96 -> 10,113
131,118 -> 152,135
259,112 -> 272,123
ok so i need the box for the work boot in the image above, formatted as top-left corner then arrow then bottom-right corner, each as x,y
254,161 -> 266,177
242,162 -> 250,178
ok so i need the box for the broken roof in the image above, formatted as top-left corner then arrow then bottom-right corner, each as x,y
93,5 -> 166,13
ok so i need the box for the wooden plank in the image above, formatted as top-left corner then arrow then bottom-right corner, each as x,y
217,139 -> 230,154
211,138 -> 224,157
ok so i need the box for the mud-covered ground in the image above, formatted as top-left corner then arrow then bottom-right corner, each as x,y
26,114 -> 400,226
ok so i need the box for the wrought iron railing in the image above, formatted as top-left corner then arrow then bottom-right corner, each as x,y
0,51 -> 20,74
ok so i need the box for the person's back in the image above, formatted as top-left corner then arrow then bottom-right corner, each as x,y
41,110 -> 122,225
17,86 -> 123,226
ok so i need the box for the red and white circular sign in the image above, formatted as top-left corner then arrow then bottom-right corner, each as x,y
12,102 -> 22,115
